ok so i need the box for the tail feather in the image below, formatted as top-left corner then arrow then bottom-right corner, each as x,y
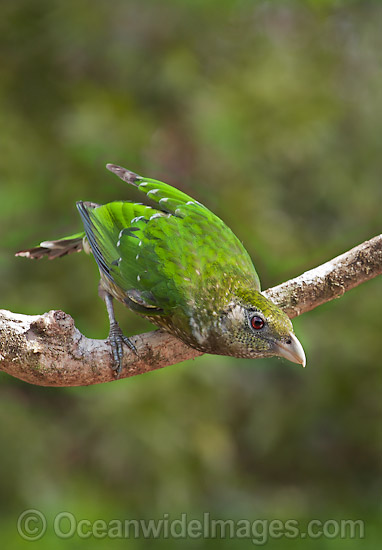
16,234 -> 85,260
106,164 -> 140,185
76,201 -> 114,281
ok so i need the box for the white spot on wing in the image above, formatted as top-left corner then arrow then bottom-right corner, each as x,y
147,189 -> 159,196
40,241 -> 55,249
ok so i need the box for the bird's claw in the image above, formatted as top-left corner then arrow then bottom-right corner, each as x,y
108,322 -> 138,377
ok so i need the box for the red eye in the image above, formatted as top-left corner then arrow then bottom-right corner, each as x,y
251,315 -> 264,330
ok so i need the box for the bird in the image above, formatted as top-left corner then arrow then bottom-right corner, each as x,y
16,164 -> 306,375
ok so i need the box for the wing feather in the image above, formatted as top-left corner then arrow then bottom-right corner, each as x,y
77,168 -> 261,318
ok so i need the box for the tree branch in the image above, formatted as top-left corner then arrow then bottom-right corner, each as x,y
1,235 -> 381,387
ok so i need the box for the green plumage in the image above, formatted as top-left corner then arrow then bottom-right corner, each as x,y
78,173 -> 259,330
16,164 -> 306,372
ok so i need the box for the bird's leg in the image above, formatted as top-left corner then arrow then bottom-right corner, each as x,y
99,284 -> 137,376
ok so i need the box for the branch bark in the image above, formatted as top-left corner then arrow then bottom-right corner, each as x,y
1,234 -> 381,387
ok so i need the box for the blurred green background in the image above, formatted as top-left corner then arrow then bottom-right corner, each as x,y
0,0 -> 381,548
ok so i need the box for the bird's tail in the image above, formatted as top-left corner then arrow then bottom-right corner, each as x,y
15,232 -> 86,260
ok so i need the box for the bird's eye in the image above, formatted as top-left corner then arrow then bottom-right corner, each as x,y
251,315 -> 264,330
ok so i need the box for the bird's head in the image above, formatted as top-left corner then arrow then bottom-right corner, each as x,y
216,288 -> 306,366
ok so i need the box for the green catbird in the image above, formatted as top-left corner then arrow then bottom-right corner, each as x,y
16,164 -> 305,374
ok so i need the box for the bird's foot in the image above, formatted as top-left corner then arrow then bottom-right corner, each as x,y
108,322 -> 138,377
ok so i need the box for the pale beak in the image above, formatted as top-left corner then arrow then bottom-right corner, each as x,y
275,332 -> 306,367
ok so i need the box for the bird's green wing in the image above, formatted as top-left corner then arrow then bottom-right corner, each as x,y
106,164 -> 261,285
77,169 -> 261,318
106,164 -> 206,217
